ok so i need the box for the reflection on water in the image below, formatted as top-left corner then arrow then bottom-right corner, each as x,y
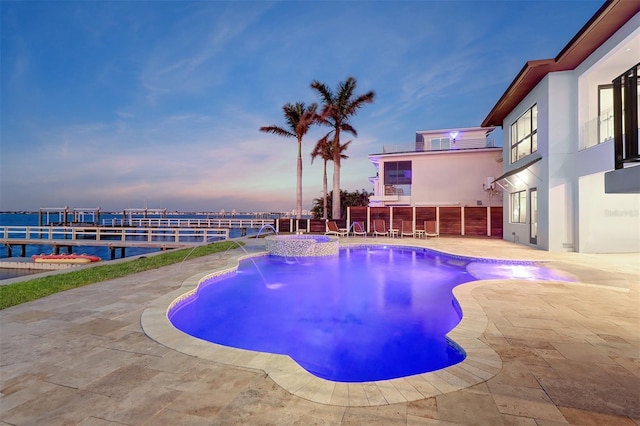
0,268 -> 44,281
466,262 -> 578,282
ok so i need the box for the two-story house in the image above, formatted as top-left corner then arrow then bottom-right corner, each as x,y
360,127 -> 503,237
482,0 -> 639,253
368,127 -> 502,208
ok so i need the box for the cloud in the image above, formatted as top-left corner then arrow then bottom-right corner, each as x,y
2,0 -> 603,212
139,2 -> 273,103
1,108 -> 327,211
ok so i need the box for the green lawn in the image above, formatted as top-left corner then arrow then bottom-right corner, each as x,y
0,241 -> 242,310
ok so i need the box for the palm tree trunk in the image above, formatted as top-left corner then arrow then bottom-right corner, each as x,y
332,131 -> 341,219
297,139 -> 303,219
322,159 -> 328,219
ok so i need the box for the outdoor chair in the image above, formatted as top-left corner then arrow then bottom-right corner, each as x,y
425,220 -> 439,238
372,219 -> 388,237
351,221 -> 367,237
401,220 -> 415,238
326,221 -> 348,237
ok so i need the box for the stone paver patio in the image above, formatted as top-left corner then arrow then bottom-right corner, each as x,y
1,237 -> 638,425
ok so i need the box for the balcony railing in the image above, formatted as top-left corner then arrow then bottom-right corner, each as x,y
382,138 -> 495,154
384,184 -> 411,196
582,110 -> 615,150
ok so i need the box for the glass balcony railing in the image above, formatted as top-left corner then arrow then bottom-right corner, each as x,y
384,184 -> 411,196
582,110 -> 615,150
382,138 -> 495,154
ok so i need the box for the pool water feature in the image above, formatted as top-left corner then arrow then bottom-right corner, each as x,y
168,246 -> 575,383
265,234 -> 339,257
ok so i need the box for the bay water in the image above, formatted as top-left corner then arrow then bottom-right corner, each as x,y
0,212 -> 271,281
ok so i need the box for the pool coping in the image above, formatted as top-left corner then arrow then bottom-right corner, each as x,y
141,242 -> 524,407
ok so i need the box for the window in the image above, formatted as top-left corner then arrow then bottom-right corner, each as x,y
530,188 -> 538,244
613,63 -> 640,169
384,161 -> 412,185
384,161 -> 412,195
510,105 -> 537,163
510,191 -> 526,223
430,138 -> 450,151
598,85 -> 614,145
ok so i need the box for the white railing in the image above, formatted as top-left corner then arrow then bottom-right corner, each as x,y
101,218 -> 274,229
382,138 -> 495,154
0,226 -> 229,243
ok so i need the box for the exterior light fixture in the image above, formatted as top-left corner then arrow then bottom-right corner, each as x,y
483,177 -> 495,191
449,131 -> 459,149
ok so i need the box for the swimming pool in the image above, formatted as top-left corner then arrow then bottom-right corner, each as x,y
168,245 -> 575,382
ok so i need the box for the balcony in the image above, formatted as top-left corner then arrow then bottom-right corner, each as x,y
381,138 -> 496,154
369,184 -> 412,206
581,110 -> 614,150
384,184 -> 411,196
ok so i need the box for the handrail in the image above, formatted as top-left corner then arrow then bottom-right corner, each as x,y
101,218 -> 275,228
0,226 -> 229,243
382,138 -> 496,154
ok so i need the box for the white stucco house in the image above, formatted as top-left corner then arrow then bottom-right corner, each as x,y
368,127 -> 503,208
482,0 -> 639,253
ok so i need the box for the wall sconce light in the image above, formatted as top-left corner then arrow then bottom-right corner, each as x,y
483,177 -> 495,191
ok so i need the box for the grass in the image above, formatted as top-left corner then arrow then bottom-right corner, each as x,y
0,240 -> 243,310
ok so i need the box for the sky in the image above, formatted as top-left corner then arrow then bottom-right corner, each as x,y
1,0 -> 604,213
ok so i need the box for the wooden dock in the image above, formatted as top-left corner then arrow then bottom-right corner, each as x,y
1,226 -> 230,259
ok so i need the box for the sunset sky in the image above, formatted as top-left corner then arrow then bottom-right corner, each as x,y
1,0 -> 603,213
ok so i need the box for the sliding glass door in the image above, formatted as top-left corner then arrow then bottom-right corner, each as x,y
530,188 -> 538,245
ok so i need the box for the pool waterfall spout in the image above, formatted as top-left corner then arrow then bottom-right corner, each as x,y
255,224 -> 279,239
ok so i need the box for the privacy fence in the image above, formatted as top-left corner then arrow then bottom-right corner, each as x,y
276,206 -> 503,238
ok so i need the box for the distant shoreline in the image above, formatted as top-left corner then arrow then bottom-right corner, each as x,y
0,211 -> 295,217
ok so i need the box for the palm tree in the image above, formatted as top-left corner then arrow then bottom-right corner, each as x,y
310,77 -> 375,219
310,134 -> 350,220
260,102 -> 317,219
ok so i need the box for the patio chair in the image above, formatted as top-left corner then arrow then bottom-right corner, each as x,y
372,219 -> 388,237
326,221 -> 348,237
351,221 -> 367,237
425,220 -> 439,238
401,220 -> 415,238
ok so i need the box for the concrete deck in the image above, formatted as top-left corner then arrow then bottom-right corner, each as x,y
1,237 -> 638,425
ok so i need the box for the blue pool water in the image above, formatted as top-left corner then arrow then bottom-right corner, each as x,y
169,246 -> 575,382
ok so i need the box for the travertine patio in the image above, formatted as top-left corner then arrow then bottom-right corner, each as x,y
1,237 -> 638,425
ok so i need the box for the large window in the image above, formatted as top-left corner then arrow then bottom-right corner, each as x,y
613,63 -> 640,169
384,161 -> 412,195
510,104 -> 537,163
384,161 -> 412,185
510,191 -> 526,223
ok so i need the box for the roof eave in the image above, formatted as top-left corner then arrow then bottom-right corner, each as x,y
481,59 -> 554,127
481,0 -> 640,128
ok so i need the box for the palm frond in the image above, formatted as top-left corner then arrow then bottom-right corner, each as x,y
340,122 -> 357,137
259,126 -> 295,138
310,80 -> 334,104
339,140 -> 352,160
